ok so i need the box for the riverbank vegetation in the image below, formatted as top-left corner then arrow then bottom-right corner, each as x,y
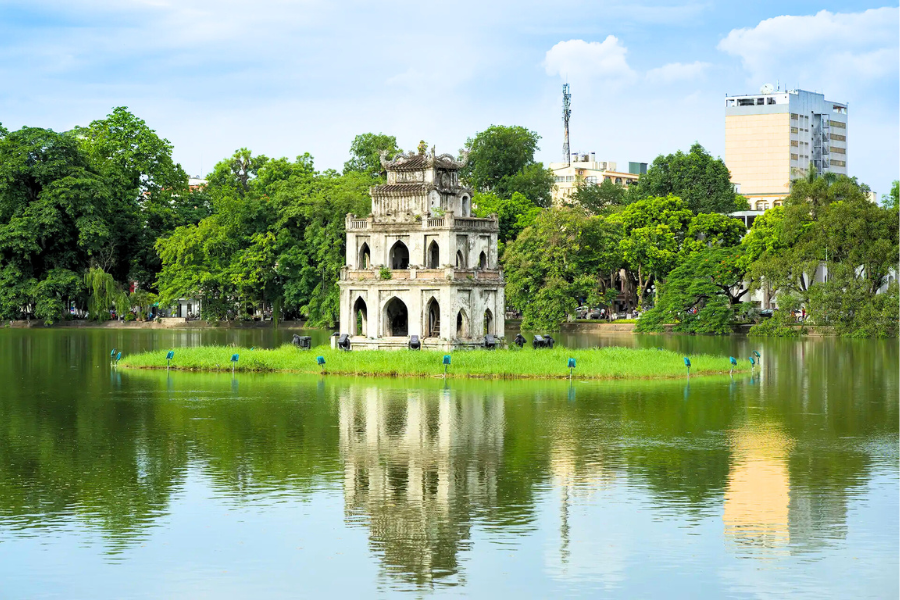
119,345 -> 746,380
1,110 -> 895,337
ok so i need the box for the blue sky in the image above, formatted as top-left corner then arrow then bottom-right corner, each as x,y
1,1 -> 897,196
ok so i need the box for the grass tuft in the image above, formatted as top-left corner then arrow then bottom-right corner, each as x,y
119,345 -> 748,380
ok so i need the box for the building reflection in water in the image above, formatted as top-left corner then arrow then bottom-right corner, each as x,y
723,422 -> 793,556
338,385 -> 504,587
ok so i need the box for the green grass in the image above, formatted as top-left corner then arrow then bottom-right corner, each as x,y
119,345 -> 748,380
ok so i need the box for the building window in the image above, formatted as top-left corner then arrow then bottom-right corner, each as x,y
791,113 -> 799,120
791,154 -> 799,161
791,140 -> 799,147
830,134 -> 846,141
829,120 -> 846,129
830,147 -> 846,154
767,97 -> 776,105
830,159 -> 846,167
738,98 -> 755,106
832,105 -> 847,114
791,127 -> 799,134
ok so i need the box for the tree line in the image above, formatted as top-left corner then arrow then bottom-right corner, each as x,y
0,110 -> 896,335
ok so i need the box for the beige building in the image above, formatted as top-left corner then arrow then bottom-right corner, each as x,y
549,154 -> 642,205
725,86 -> 848,210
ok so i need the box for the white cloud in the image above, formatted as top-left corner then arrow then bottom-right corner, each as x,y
717,7 -> 899,91
646,61 -> 710,84
543,37 -> 637,86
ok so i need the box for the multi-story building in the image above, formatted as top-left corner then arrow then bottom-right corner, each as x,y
549,153 -> 643,205
725,86 -> 848,210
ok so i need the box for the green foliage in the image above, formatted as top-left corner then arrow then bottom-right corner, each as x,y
807,273 -> 899,338
462,125 -> 554,207
882,180 -> 899,210
207,148 -> 269,195
749,294 -> 803,337
75,107 -> 191,286
503,206 -> 622,329
156,151 -> 371,325
570,178 -> 627,214
472,191 -> 541,249
629,143 -> 747,214
379,265 -> 392,280
343,133 -> 400,177
610,195 -> 693,306
32,268 -> 81,324
636,246 -> 748,334
84,266 -> 128,320
745,173 -> 898,337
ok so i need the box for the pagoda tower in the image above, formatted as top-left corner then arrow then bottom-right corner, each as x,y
337,146 -> 505,349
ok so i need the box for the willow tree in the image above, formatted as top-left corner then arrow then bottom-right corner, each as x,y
85,267 -> 128,320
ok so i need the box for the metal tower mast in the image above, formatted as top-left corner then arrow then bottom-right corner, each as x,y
562,83 -> 572,166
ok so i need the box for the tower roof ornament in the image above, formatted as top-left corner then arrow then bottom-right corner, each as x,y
379,147 -> 469,172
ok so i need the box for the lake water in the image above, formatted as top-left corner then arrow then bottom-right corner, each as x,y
0,329 -> 896,598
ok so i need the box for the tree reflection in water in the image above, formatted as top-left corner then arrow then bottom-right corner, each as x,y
0,330 -> 895,592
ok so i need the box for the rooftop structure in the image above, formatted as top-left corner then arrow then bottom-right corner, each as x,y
549,152 -> 640,205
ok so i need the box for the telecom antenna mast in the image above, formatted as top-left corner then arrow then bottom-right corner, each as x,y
562,83 -> 572,166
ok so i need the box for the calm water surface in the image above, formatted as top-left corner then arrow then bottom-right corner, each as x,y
0,329 -> 896,598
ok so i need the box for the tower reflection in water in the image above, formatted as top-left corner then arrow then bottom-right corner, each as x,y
338,384 -> 504,587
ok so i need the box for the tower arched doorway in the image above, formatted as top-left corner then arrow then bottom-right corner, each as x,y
483,308 -> 494,336
425,298 -> 440,338
456,309 -> 469,338
455,250 -> 465,269
390,241 -> 409,269
478,251 -> 487,269
427,241 -> 440,269
383,297 -> 408,337
353,296 -> 367,336
358,243 -> 371,269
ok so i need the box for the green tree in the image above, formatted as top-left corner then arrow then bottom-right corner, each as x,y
745,173 -> 899,337
637,247 -> 750,334
343,133 -> 401,177
0,126 -> 115,319
206,148 -> 269,195
156,152 -> 370,325
75,107 -> 191,287
630,143 -> 747,214
503,207 -> 622,328
84,266 -> 128,320
472,191 -> 541,248
462,125 -> 554,207
682,212 -> 746,257
610,195 -> 694,307
570,178 -> 627,214
882,180 -> 899,210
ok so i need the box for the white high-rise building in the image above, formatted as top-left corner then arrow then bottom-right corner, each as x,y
725,86 -> 848,211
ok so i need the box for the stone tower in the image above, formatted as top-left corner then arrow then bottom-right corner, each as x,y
337,147 -> 505,349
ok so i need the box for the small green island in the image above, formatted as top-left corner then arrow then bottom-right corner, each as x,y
119,345 -> 748,380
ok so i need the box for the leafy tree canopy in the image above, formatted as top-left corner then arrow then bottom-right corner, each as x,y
343,133 -> 401,178
503,206 -> 622,329
570,178 -> 627,215
462,125 -> 554,207
472,191 -> 541,250
637,246 -> 749,335
630,143 -> 747,214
